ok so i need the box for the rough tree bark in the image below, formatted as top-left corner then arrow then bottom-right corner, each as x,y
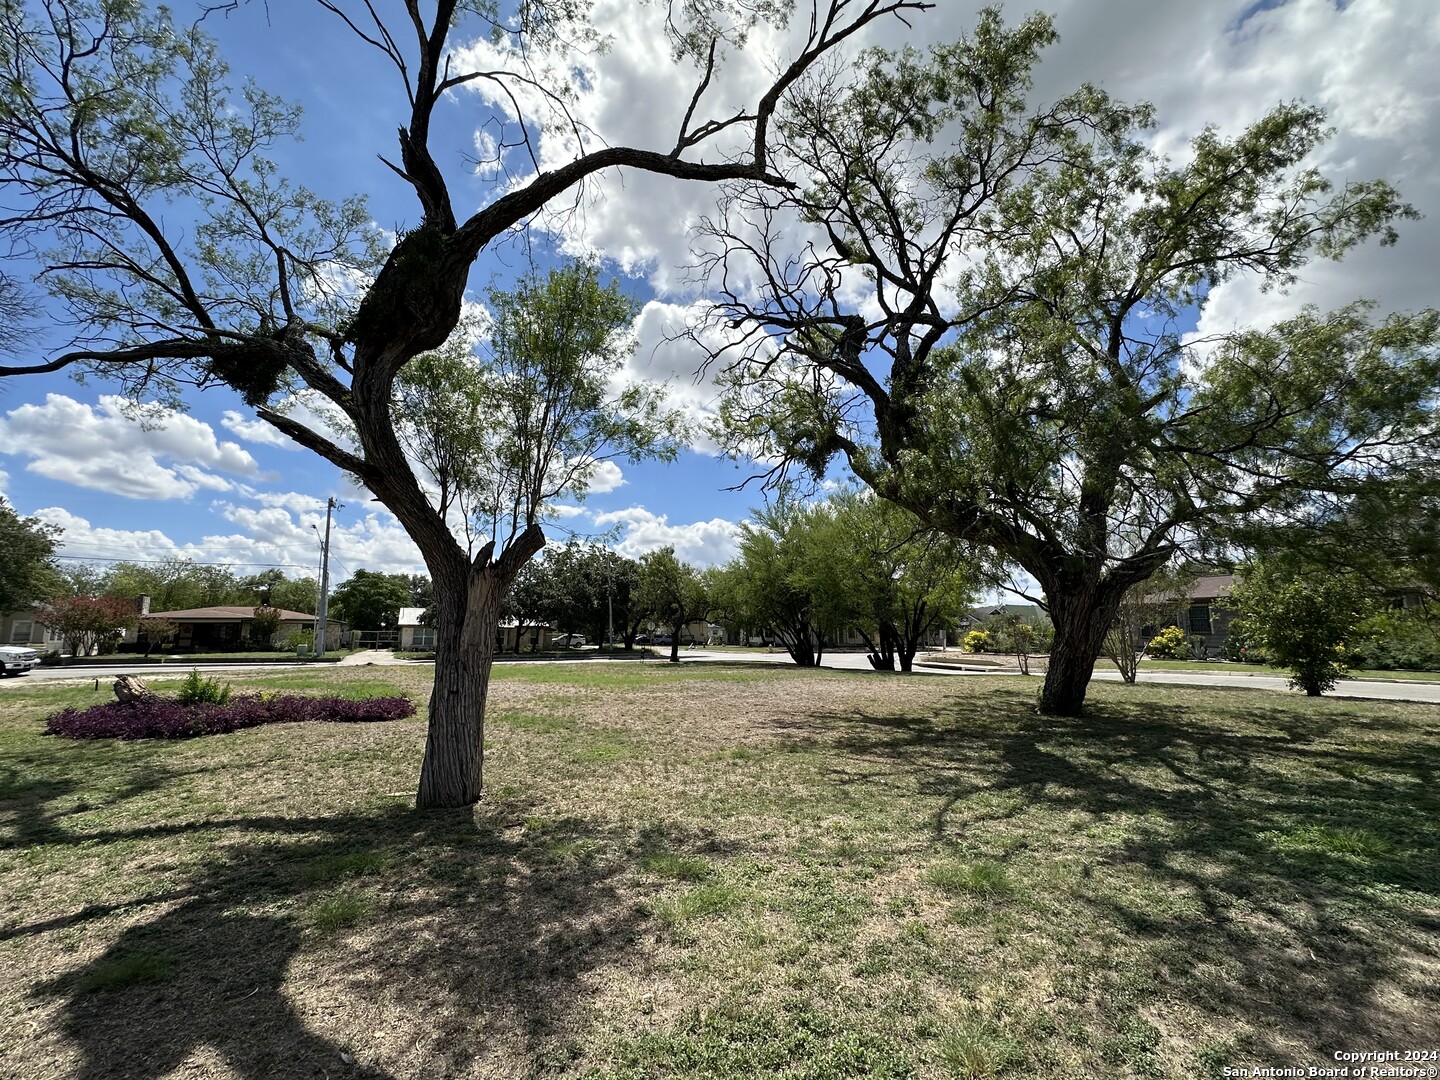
1037,582 -> 1126,716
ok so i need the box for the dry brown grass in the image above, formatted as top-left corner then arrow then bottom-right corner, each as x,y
1,663 -> 1437,1078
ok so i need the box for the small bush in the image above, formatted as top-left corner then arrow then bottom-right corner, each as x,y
176,668 -> 231,705
46,693 -> 415,740
962,630 -> 990,653
1146,625 -> 1189,660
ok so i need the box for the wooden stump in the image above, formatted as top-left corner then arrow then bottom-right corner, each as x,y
113,674 -> 153,704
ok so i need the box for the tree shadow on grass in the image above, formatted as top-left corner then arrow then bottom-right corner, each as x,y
805,686 -> 1440,1060
19,800 -> 691,1078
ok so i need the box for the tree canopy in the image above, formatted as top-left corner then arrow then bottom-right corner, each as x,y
701,9 -> 1440,715
327,570 -> 413,632
635,547 -> 708,664
0,497 -> 62,613
0,0 -> 933,806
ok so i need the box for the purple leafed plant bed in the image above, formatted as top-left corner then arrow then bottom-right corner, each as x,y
46,694 -> 416,741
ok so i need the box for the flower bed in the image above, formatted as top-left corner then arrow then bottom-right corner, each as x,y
46,694 -> 415,740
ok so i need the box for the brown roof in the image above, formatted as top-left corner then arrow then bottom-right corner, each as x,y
1189,574 -> 1238,601
1141,573 -> 1238,605
142,606 -> 315,622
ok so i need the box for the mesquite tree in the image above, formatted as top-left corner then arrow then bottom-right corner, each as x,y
700,9 -> 1440,715
0,0 -> 931,806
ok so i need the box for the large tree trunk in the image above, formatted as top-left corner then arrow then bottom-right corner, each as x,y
1039,587 -> 1123,716
412,525 -> 544,809
416,568 -> 504,808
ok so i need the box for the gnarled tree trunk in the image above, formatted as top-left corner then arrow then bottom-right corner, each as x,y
1039,586 -> 1124,716
415,527 -> 544,809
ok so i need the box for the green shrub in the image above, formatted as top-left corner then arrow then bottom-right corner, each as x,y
284,628 -> 315,652
1146,625 -> 1189,660
963,630 -> 990,653
176,668 -> 231,705
1347,609 -> 1440,672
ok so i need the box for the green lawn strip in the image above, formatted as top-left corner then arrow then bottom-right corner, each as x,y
1,665 -> 1436,1078
1109,659 -> 1440,682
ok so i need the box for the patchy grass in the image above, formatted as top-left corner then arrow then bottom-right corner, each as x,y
1,662 -> 1438,1078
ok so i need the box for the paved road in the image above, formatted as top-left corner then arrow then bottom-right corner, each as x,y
6,647 -> 1438,706
669,647 -> 1440,705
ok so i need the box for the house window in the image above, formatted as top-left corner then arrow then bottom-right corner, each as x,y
1187,603 -> 1212,634
11,620 -> 35,643
413,627 -> 436,649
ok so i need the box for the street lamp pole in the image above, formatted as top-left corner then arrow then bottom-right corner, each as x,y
314,497 -> 338,657
606,555 -> 615,651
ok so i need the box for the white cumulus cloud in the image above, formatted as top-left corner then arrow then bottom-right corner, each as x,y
0,395 -> 258,500
221,410 -> 297,449
591,505 -> 741,567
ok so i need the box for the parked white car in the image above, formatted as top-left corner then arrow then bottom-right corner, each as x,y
0,645 -> 39,677
555,633 -> 586,647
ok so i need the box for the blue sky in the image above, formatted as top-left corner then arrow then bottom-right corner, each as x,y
1,0 -> 1436,588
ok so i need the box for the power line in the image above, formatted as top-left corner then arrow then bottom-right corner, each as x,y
52,553 -> 316,571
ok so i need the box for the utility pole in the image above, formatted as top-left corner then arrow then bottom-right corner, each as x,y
314,497 -> 339,657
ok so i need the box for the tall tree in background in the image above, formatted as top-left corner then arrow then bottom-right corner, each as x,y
101,559 -> 240,611
703,9 -> 1438,715
635,548 -> 708,664
238,569 -> 319,615
0,497 -> 62,613
710,499 -> 846,667
327,570 -> 412,632
825,492 -> 988,672
0,0 -> 931,805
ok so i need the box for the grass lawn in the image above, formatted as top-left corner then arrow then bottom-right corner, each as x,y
1,665 -> 1437,1078
1126,660 -> 1440,683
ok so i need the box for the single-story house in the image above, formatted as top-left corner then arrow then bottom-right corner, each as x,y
396,607 -> 432,651
136,606 -> 318,651
396,607 -> 558,652
1170,574 -> 1239,655
957,604 -> 1046,633
2,606 -> 65,653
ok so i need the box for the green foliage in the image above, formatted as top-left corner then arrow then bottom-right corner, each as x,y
540,541 -> 643,645
250,605 -> 283,643
1346,606 -> 1440,672
284,628 -> 315,652
238,570 -> 318,615
327,570 -> 412,632
1146,626 -> 1190,661
923,860 -> 1013,899
635,548 -> 708,662
1230,563 -> 1375,695
705,7 -> 1437,715
0,0 -> 384,407
176,669 -> 232,706
0,497 -> 62,613
392,261 -> 685,547
824,491 -> 990,670
709,498 -> 840,667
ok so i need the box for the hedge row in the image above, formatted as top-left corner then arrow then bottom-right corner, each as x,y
46,693 -> 415,740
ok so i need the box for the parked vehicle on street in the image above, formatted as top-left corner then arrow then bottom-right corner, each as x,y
0,645 -> 39,677
555,633 -> 586,647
